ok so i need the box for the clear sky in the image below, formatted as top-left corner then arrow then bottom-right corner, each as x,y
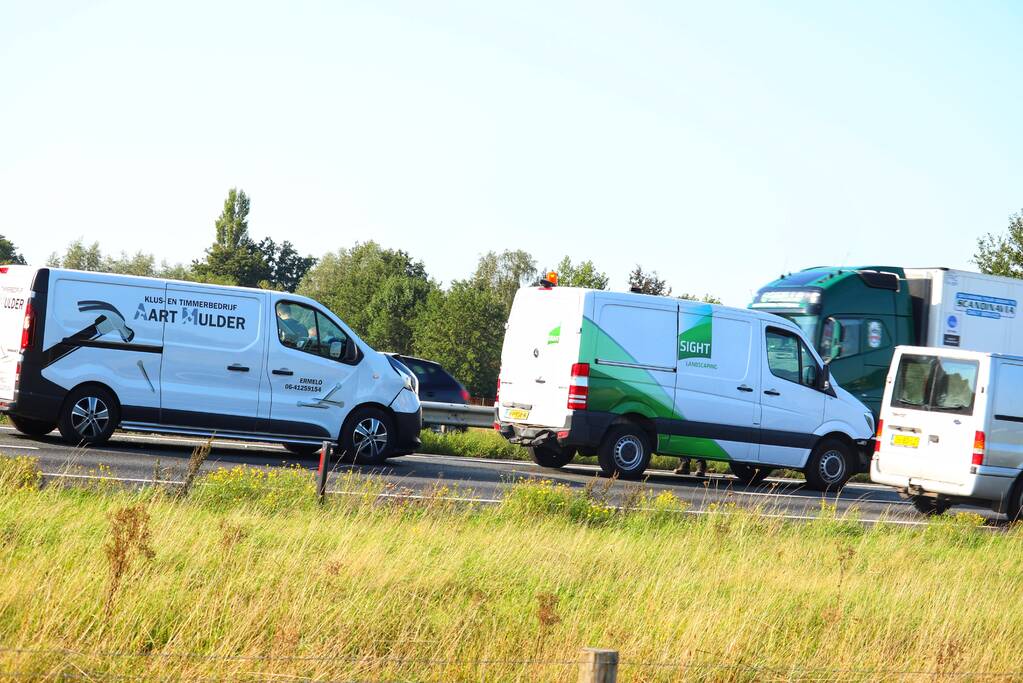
2,1 -> 1020,306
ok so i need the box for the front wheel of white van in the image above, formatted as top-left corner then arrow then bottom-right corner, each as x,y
804,438 -> 852,491
57,385 -> 119,446
597,425 -> 651,480
341,407 -> 395,466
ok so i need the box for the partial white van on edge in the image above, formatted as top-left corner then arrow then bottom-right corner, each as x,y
0,266 -> 422,462
872,345 -> 1023,518
496,285 -> 875,488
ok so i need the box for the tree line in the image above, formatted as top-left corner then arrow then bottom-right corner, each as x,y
1,189 -> 723,396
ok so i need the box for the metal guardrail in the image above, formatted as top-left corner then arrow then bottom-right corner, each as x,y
421,401 -> 495,429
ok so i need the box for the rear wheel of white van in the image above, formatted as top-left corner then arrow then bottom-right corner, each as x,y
597,424 -> 651,480
57,385 -> 119,446
529,443 -> 574,469
1005,480 -> 1023,522
911,496 -> 950,516
9,415 -> 56,437
341,407 -> 395,466
803,438 -> 852,490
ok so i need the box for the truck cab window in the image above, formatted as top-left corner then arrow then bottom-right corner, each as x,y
767,328 -> 820,389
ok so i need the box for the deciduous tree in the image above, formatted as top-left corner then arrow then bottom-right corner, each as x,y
975,209 -> 1023,278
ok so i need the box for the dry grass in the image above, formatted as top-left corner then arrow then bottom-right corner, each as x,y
0,457 -> 1020,681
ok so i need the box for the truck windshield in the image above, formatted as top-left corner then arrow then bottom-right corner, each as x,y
777,315 -> 819,348
891,354 -> 979,415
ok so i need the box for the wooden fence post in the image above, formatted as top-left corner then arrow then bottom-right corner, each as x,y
579,647 -> 618,683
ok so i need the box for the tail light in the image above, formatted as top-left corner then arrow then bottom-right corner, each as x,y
460,388 -> 471,403
567,362 -> 589,410
874,419 -> 884,453
972,431 -> 985,466
20,301 -> 34,352
495,378 -> 500,405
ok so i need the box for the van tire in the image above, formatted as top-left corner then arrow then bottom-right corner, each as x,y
9,415 -> 56,437
597,424 -> 651,480
341,407 -> 395,465
729,462 -> 770,486
804,438 -> 852,490
1005,478 -> 1023,522
911,496 -> 950,516
530,444 -> 574,469
284,443 -> 324,457
57,385 -> 119,446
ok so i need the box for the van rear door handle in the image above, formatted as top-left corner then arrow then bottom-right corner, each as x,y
272,368 -> 294,376
737,385 -> 754,392
764,389 -> 781,396
227,364 -> 250,372
929,435 -> 940,443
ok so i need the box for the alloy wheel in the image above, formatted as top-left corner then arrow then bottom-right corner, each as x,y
70,396 -> 110,439
353,418 -> 389,460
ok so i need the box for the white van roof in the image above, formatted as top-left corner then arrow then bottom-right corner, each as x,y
585,288 -> 803,331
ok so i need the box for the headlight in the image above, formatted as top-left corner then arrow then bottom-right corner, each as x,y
387,356 -> 419,393
390,388 -> 420,413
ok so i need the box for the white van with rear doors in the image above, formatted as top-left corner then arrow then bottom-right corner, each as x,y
495,284 -> 875,488
872,346 -> 1023,518
0,266 -> 422,462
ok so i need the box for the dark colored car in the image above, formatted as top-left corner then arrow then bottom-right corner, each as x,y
386,354 -> 470,404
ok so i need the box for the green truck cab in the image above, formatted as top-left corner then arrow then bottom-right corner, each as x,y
751,267 -> 912,416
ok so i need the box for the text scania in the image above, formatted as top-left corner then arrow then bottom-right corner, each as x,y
134,303 -> 246,330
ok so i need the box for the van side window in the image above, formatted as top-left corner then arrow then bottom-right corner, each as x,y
277,302 -> 318,352
314,311 -> 351,362
276,302 -> 352,362
766,328 -> 819,388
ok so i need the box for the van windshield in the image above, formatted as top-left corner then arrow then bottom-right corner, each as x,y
891,354 -> 979,416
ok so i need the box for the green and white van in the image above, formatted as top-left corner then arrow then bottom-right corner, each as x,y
496,286 -> 876,488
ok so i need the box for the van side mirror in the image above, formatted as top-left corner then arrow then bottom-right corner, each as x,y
342,338 -> 359,364
817,361 -> 832,393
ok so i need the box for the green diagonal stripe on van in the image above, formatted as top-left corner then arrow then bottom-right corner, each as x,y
582,317 -> 729,459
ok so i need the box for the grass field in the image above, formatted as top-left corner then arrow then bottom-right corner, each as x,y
0,455 -> 1020,682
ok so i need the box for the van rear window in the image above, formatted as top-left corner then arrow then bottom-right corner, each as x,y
891,354 -> 979,416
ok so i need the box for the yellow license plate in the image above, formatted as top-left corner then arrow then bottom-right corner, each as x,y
892,434 -> 920,448
507,408 -> 530,421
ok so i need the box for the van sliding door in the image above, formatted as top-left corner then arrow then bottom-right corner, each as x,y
160,286 -> 266,432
